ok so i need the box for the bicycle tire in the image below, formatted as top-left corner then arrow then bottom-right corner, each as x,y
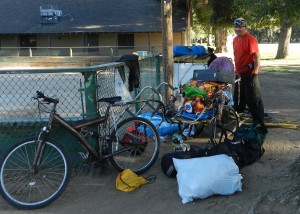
109,117 -> 160,175
0,139 -> 71,209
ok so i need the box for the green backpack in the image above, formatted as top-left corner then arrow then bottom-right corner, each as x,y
233,124 -> 268,146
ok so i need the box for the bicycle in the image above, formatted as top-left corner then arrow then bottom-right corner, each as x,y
0,91 -> 160,210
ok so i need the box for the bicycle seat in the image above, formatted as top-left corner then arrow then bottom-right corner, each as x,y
98,96 -> 122,104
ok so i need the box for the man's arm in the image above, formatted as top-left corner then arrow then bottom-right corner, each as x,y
253,51 -> 260,74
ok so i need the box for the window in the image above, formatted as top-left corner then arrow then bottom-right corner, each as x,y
19,35 -> 37,48
118,34 -> 134,47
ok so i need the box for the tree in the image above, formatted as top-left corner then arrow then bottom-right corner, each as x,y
192,0 -> 238,53
233,0 -> 300,59
192,0 -> 213,45
209,0 -> 237,53
161,0 -> 173,101
271,0 -> 300,59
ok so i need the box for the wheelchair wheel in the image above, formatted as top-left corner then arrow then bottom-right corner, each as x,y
212,106 -> 239,144
178,122 -> 204,139
208,117 -> 218,146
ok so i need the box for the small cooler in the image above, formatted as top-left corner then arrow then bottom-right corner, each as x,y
193,69 -> 235,84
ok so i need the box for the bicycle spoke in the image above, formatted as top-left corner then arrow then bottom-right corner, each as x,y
109,117 -> 159,174
0,140 -> 71,209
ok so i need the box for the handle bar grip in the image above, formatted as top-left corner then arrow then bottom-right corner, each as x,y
36,91 -> 59,104
36,91 -> 45,98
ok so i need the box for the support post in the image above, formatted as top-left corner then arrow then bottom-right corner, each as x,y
161,0 -> 173,103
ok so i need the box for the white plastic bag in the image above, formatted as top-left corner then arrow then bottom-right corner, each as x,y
173,154 -> 243,204
115,71 -> 133,102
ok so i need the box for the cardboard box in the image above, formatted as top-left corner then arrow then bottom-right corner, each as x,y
193,69 -> 235,84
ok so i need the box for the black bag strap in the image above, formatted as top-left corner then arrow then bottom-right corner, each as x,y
146,175 -> 156,184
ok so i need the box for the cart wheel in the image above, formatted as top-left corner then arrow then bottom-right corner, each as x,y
210,106 -> 239,144
178,122 -> 204,139
208,117 -> 218,146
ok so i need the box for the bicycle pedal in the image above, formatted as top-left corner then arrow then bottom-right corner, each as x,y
78,152 -> 89,160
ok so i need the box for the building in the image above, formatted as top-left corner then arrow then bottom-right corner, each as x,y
0,0 -> 191,57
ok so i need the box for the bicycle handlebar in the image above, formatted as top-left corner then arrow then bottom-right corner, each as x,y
34,91 -> 59,104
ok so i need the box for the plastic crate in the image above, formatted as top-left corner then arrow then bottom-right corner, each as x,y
193,69 -> 235,84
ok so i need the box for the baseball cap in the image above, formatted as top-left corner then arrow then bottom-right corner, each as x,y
233,18 -> 247,27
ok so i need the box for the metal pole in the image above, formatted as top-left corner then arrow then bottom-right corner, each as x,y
155,55 -> 161,93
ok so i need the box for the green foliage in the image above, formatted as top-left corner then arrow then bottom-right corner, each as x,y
192,0 -> 213,35
233,0 -> 300,27
193,0 -> 300,31
209,0 -> 238,27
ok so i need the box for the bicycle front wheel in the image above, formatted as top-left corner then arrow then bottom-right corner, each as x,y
109,117 -> 160,174
0,140 -> 71,209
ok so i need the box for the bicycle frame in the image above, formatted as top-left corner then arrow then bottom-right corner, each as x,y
32,101 -> 144,172
32,101 -> 111,171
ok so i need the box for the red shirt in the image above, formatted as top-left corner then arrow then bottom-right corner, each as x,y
233,32 -> 259,75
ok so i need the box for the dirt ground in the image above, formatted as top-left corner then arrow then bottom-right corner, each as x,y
0,67 -> 299,214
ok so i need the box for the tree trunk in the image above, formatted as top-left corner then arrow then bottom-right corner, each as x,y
275,18 -> 292,59
214,26 -> 228,53
207,34 -> 213,47
161,0 -> 173,101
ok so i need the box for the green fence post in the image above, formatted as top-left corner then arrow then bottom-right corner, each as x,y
84,71 -> 98,119
155,55 -> 161,92
82,71 -> 99,153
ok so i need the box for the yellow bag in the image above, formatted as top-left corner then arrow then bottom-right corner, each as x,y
116,169 -> 155,192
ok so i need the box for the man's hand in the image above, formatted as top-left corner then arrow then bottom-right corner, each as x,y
253,52 -> 260,74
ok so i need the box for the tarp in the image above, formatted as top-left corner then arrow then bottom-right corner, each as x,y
173,45 -> 205,57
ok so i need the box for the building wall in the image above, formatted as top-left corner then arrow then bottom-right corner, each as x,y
51,34 -> 82,47
0,31 -> 189,56
36,35 -> 50,47
99,33 -> 117,56
0,35 -> 18,56
173,32 -> 183,45
135,33 -> 150,51
147,32 -> 187,53
1,35 -> 17,47
149,33 -> 162,53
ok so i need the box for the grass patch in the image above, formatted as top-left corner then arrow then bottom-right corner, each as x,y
262,64 -> 300,73
261,57 -> 300,61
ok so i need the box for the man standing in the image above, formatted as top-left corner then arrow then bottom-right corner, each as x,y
232,17 -> 265,126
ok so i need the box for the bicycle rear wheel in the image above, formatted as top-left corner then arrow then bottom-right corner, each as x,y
109,117 -> 160,174
0,140 -> 71,209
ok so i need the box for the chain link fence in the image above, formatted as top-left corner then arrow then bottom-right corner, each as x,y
0,56 -> 165,165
